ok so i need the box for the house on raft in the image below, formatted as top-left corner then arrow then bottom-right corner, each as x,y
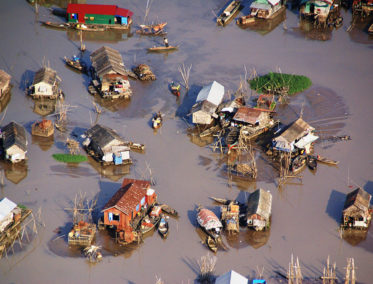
247,188 -> 272,231
250,0 -> 285,19
192,81 -> 225,125
342,188 -> 372,230
82,124 -> 131,165
28,67 -> 62,100
215,270 -> 249,284
66,4 -> 133,29
0,70 -> 11,97
31,119 -> 54,138
0,122 -> 27,163
101,178 -> 157,243
89,46 -> 132,99
272,117 -> 318,154
299,0 -> 338,22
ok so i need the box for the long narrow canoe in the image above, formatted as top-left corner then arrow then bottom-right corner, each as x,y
147,45 -> 179,52
311,154 -> 339,166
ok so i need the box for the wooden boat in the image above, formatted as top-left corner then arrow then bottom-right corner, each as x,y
170,81 -> 181,97
73,23 -> 106,32
210,197 -> 230,205
290,155 -> 306,174
152,112 -> 163,129
136,23 -> 167,36
158,215 -> 169,239
140,214 -> 161,235
217,0 -> 241,26
64,56 -> 86,72
41,21 -> 69,29
159,204 -> 178,217
206,235 -> 218,252
311,154 -> 339,166
306,155 -> 317,170
147,45 -> 179,52
197,207 -> 223,240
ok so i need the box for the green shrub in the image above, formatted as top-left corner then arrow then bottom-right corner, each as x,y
249,72 -> 312,95
52,154 -> 87,163
17,204 -> 27,210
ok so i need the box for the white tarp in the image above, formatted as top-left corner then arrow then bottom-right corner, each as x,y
294,133 -> 319,149
0,197 -> 17,222
196,81 -> 225,106
215,270 -> 248,284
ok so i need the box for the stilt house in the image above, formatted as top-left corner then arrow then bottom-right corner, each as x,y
101,179 -> 157,243
250,0 -> 283,19
247,188 -> 272,231
67,4 -> 133,27
83,124 -> 131,165
0,70 -> 11,97
192,81 -> 225,125
272,117 -> 318,154
29,67 -> 61,99
342,188 -> 372,229
0,122 -> 27,163
90,46 -> 131,99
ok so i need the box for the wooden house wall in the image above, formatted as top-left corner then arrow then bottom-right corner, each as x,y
33,82 -> 53,97
6,145 -> 26,162
103,208 -> 131,231
102,139 -> 124,154
192,110 -> 213,125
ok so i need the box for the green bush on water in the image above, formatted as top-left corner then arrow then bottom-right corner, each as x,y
249,72 -> 312,95
52,153 -> 87,163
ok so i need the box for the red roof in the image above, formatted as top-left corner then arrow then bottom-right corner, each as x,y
102,179 -> 150,215
67,4 -> 133,18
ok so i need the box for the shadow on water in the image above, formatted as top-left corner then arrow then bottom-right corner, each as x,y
66,29 -> 132,44
288,19 -> 333,41
86,156 -> 130,182
348,15 -> 373,44
175,84 -> 202,119
325,189 -> 345,223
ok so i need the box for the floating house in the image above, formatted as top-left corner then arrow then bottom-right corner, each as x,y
215,270 -> 249,284
232,107 -> 271,128
0,70 -> 11,97
31,119 -> 54,137
192,81 -> 225,125
300,0 -> 334,20
28,67 -> 62,99
250,0 -> 284,19
90,46 -> 132,99
272,117 -> 318,154
83,124 -> 131,165
247,188 -> 272,231
0,122 -> 27,163
101,179 -> 157,243
66,4 -> 133,28
342,188 -> 372,230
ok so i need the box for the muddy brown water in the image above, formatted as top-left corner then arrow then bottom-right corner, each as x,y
1,0 -> 373,283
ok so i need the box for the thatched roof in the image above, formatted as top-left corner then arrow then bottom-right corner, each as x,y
1,122 -> 27,152
0,70 -> 11,90
33,67 -> 57,86
247,188 -> 272,220
85,124 -> 124,150
102,179 -> 150,215
274,117 -> 314,143
90,46 -> 126,78
343,187 -> 371,213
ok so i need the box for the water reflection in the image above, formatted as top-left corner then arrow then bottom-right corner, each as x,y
2,162 -> 28,184
66,29 -> 132,44
348,15 -> 373,44
245,228 -> 271,249
33,99 -> 57,116
31,135 -> 54,151
0,90 -> 11,113
93,94 -> 131,113
86,156 -> 130,182
291,19 -> 333,41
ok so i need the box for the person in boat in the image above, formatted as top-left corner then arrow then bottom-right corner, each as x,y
73,55 -> 79,62
163,37 -> 169,47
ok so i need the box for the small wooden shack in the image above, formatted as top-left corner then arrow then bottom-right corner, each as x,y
68,221 -> 96,246
83,124 -> 131,165
272,117 -> 318,154
247,188 -> 272,231
31,119 -> 54,137
232,107 -> 271,128
29,67 -> 61,99
1,122 -> 27,163
192,81 -> 225,125
90,46 -> 132,99
0,70 -> 11,97
101,179 -> 157,243
221,202 -> 240,233
342,188 -> 372,230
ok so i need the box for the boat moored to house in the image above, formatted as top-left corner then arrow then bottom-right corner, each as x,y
247,188 -> 272,231
0,122 -> 28,163
66,4 -> 133,29
342,187 -> 372,230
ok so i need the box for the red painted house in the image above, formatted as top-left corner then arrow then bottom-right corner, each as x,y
101,178 -> 157,242
66,4 -> 133,27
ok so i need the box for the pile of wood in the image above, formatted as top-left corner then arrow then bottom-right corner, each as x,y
132,64 -> 156,81
31,119 -> 54,137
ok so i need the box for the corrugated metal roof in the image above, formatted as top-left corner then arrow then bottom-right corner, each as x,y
1,121 -> 27,152
197,208 -> 222,231
0,197 -> 17,222
85,124 -> 124,150
33,67 -> 57,86
90,46 -> 126,78
102,179 -> 151,215
274,117 -> 314,144
196,81 -> 225,107
233,107 -> 264,124
247,188 -> 272,220
343,188 -> 371,213
67,4 -> 133,18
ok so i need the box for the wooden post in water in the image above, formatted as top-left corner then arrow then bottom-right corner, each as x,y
80,30 -> 86,52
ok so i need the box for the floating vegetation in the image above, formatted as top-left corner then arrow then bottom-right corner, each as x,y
52,154 -> 87,163
249,72 -> 312,96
